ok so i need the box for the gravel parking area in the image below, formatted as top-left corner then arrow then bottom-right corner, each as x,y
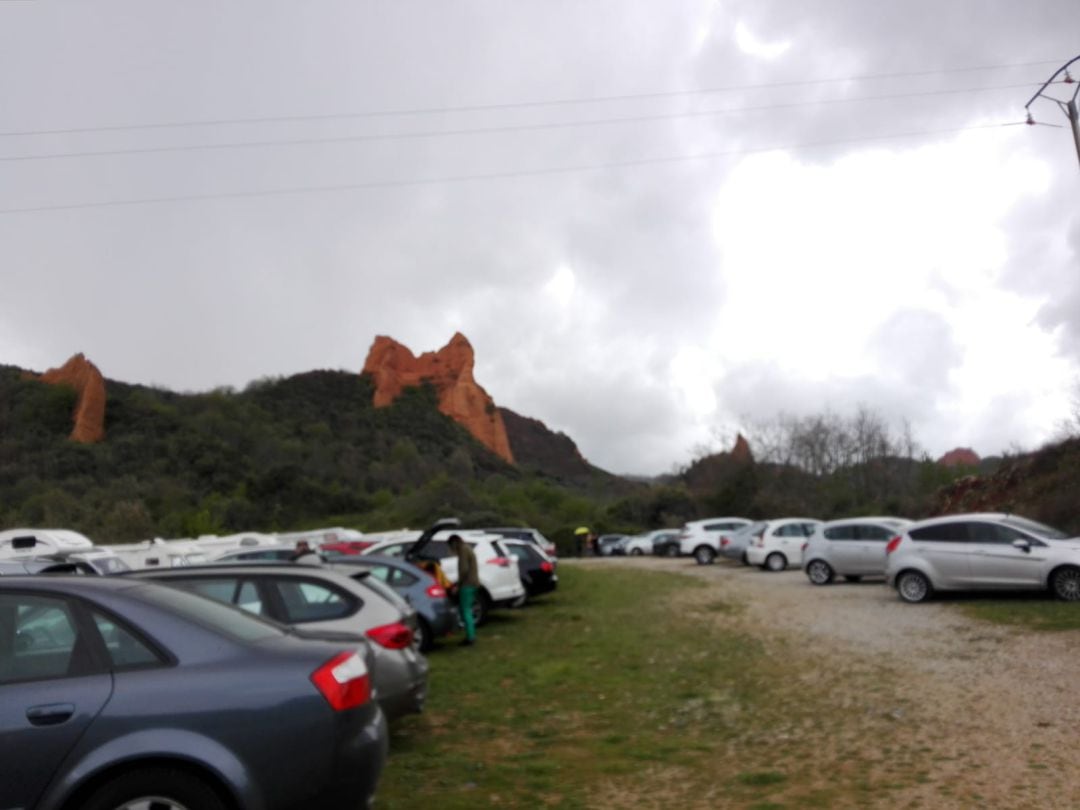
576,556 -> 1080,809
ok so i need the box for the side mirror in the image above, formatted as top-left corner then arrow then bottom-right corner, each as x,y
1012,539 -> 1031,553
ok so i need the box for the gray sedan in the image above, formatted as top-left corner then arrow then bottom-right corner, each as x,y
0,575 -> 386,810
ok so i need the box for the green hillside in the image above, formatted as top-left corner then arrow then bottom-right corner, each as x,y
0,366 -> 625,543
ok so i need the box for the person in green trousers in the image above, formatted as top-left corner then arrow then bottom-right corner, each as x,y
448,534 -> 480,646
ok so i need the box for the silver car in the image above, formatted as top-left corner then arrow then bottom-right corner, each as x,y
802,517 -> 911,585
718,521 -> 768,564
884,512 -> 1080,603
131,564 -> 429,720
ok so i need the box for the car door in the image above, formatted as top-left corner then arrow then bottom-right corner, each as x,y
908,523 -> 972,586
824,525 -> 861,573
966,521 -> 1048,587
855,524 -> 895,575
0,592 -> 113,810
773,522 -> 805,561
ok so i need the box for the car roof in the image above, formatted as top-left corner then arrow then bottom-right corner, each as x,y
905,512 -> 1013,528
0,574 -> 145,594
820,516 -> 912,527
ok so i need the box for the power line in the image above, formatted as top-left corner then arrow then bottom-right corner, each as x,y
0,59 -> 1060,139
0,82 -> 1044,164
0,120 -> 1025,216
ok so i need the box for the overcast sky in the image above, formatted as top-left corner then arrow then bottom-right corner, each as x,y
1,1 -> 1078,474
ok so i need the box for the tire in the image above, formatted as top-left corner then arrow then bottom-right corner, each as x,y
417,617 -> 434,652
664,545 -> 678,558
896,570 -> 932,604
630,548 -> 643,557
844,575 -> 862,583
764,553 -> 787,572
1050,566 -> 1080,602
693,546 -> 716,566
806,559 -> 834,585
80,767 -> 226,810
472,590 -> 491,626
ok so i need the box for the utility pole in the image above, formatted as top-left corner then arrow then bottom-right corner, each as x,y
1025,54 -> 1080,170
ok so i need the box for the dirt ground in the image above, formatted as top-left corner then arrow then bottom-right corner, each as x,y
577,556 -> 1080,809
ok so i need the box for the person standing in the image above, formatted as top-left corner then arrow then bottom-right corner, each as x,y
448,534 -> 479,646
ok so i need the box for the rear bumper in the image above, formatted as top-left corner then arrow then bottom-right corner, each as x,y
307,704 -> 388,810
745,546 -> 766,565
374,649 -> 429,720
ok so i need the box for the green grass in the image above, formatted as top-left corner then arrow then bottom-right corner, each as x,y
959,598 -> 1080,631
374,565 -> 934,809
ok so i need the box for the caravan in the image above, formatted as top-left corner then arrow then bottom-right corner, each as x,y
108,538 -> 211,570
0,528 -> 129,574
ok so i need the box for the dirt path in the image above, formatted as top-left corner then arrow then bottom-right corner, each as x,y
576,557 -> 1080,808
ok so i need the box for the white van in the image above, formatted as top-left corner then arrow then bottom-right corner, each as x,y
109,538 -> 211,569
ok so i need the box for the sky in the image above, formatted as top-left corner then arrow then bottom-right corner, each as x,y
1,1 -> 1078,475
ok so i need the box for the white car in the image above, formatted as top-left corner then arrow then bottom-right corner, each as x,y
885,513 -> 1080,603
745,518 -> 823,571
484,527 -> 558,559
678,517 -> 753,564
802,517 -> 912,584
363,531 -> 525,624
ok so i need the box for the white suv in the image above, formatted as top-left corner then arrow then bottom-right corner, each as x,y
362,531 -> 525,623
678,518 -> 753,564
745,518 -> 823,571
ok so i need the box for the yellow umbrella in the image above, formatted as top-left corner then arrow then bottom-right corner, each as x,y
574,526 -> 590,535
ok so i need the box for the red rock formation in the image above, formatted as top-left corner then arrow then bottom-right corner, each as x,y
938,447 -> 980,468
362,333 -> 515,463
35,353 -> 107,443
730,433 -> 754,463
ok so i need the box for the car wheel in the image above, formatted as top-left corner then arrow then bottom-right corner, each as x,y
417,617 -> 434,652
693,546 -> 716,565
764,553 -> 787,572
630,548 -> 643,556
896,570 -> 932,603
1050,566 -> 1080,601
80,768 -> 226,810
664,545 -> 678,558
844,575 -> 862,583
806,560 -> 834,585
472,590 -> 491,626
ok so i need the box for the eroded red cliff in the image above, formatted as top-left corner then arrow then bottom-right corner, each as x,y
362,333 -> 515,463
938,447 -> 980,468
36,353 -> 107,443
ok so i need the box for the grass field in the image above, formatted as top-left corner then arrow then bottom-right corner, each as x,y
959,595 -> 1080,632
374,565 -> 929,809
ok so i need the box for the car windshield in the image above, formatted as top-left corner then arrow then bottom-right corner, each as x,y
132,581 -> 285,642
91,556 -> 131,574
1002,516 -> 1070,541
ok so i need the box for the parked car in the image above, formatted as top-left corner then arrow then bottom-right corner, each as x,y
623,530 -> 678,556
802,517 -> 912,585
129,563 -> 428,721
0,559 -> 98,576
501,538 -> 558,597
885,513 -> 1080,603
678,517 -> 754,564
597,534 -> 628,556
327,554 -> 456,651
718,521 -> 769,564
363,527 -> 526,626
484,526 -> 558,558
0,575 -> 386,810
745,518 -> 823,571
653,533 -> 683,557
211,544 -> 301,563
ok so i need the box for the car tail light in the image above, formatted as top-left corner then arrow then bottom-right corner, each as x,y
885,536 -> 902,555
540,561 -> 554,573
310,651 -> 371,711
487,556 -> 511,567
425,584 -> 447,599
720,537 -> 730,547
366,622 -> 414,650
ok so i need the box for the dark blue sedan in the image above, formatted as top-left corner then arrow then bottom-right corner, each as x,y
0,575 -> 387,810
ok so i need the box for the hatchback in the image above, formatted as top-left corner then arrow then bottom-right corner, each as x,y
502,538 -> 558,597
802,517 -> 912,584
745,518 -> 823,571
677,517 -> 753,564
0,576 -> 386,810
130,564 -> 428,720
885,513 -> 1080,603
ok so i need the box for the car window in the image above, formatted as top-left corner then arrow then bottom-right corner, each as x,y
775,524 -> 802,537
824,526 -> 856,541
135,583 -> 284,642
90,612 -> 164,669
0,595 -> 86,684
378,543 -> 408,558
1001,516 -> 1068,541
910,523 -> 970,542
365,564 -> 392,583
507,545 -> 531,562
389,568 -> 419,588
180,578 -> 242,604
858,525 -> 894,541
271,579 -> 356,623
968,522 -> 1031,544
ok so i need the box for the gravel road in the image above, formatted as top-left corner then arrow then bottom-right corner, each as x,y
579,556 -> 1080,808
